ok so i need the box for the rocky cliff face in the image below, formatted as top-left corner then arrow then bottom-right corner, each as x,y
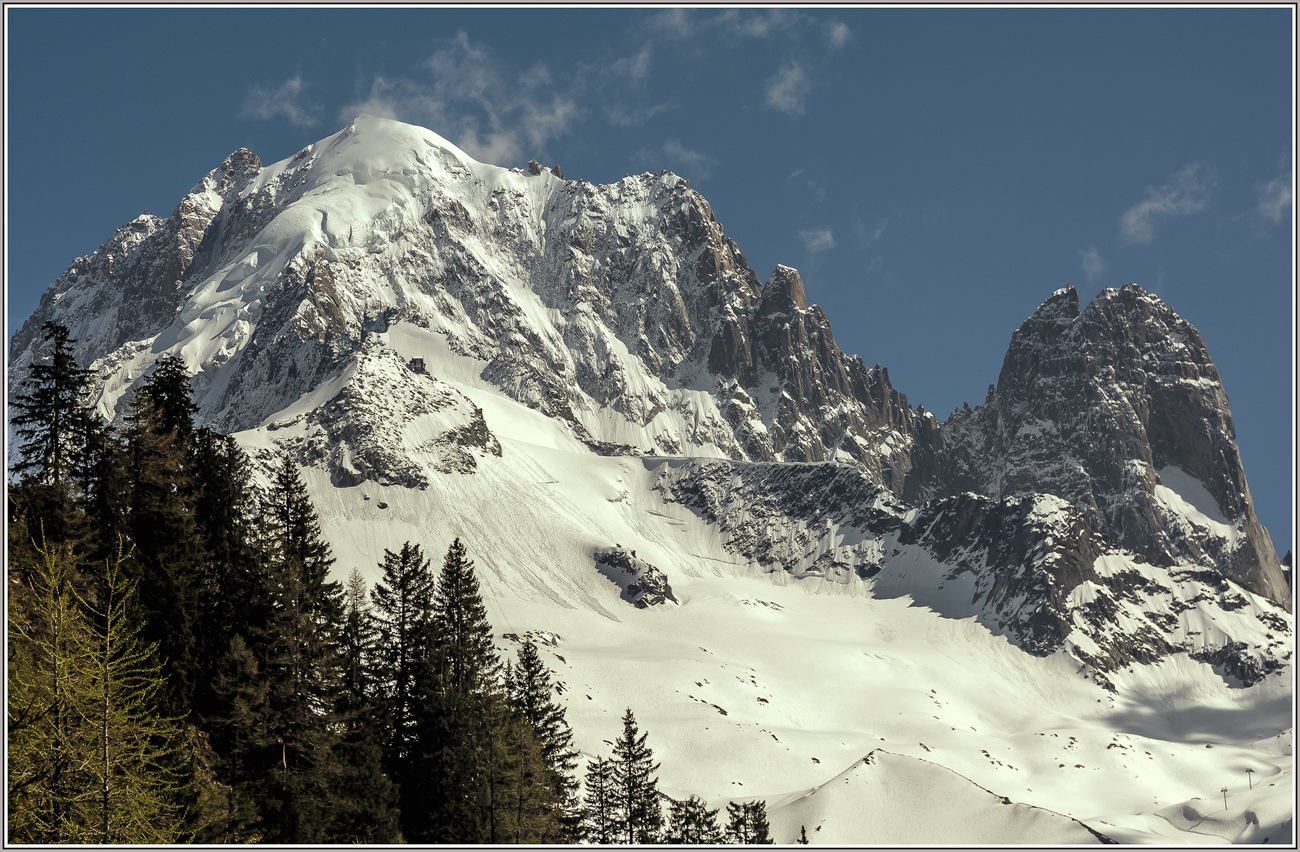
930,284 -> 1287,610
7,117 -> 1289,681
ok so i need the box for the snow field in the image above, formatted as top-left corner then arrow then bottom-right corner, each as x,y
237,367 -> 1292,843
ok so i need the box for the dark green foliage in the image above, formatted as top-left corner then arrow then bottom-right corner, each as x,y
140,355 -> 197,441
611,707 -> 663,843
245,456 -> 346,843
190,430 -> 260,719
121,386 -> 201,720
75,418 -> 130,564
408,539 -> 500,843
666,794 -> 723,844
10,322 -> 93,488
327,568 -> 401,843
506,640 -> 581,818
581,757 -> 616,844
370,542 -> 435,765
725,799 -> 774,844
431,537 -> 499,694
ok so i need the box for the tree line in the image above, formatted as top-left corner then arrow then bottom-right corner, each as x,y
7,322 -> 780,844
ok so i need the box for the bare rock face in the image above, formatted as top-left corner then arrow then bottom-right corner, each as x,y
933,284 -> 1287,609
594,548 -> 678,608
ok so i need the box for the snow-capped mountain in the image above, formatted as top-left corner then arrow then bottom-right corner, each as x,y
8,115 -> 1292,843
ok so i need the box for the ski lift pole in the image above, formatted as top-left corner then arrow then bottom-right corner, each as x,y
1221,787 -> 1228,811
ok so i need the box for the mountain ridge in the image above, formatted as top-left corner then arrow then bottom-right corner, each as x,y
7,114 -> 1292,843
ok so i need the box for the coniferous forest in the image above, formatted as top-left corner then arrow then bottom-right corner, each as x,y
7,322 -> 777,845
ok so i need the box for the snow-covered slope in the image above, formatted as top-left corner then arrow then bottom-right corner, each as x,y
8,115 -> 1293,844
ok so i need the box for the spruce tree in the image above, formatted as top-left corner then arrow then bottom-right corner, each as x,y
482,695 -> 568,843
121,386 -> 201,720
581,756 -> 616,844
797,824 -> 810,844
370,542 -> 435,767
190,429 -> 260,719
10,321 -> 93,488
249,456 -> 346,843
326,568 -> 401,843
725,799 -> 773,844
409,538 -> 500,844
611,707 -> 663,843
666,794 -> 723,844
506,640 -> 580,819
430,537 -> 499,694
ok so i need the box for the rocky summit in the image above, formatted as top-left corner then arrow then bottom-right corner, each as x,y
7,115 -> 1292,843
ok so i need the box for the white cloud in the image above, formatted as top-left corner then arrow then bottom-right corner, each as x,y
1079,247 -> 1107,281
717,9 -> 796,38
799,229 -> 835,253
606,101 -> 674,128
827,22 -> 852,49
240,74 -> 317,127
1258,173 -> 1293,223
337,31 -> 581,167
647,8 -> 693,39
765,62 -> 811,116
1119,163 -> 1216,244
610,47 -> 652,83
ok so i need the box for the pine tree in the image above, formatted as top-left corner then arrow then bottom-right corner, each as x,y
666,794 -> 723,844
249,457 -> 346,843
10,321 -> 92,488
482,695 -> 568,843
121,386 -> 201,720
611,707 -> 663,843
326,568 -> 401,843
264,454 -> 340,626
506,639 -> 580,821
581,756 -> 616,844
797,823 -> 810,844
140,355 -> 197,442
75,417 -> 130,565
205,634 -> 268,842
370,542 -> 435,767
409,538 -> 500,844
430,537 -> 499,694
190,429 -> 260,719
725,799 -> 773,844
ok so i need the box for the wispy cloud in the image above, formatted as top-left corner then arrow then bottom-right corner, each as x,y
765,62 -> 811,116
799,229 -> 835,253
635,139 -> 716,180
338,32 -> 581,166
1257,173 -> 1293,223
240,74 -> 317,127
606,101 -> 674,128
827,22 -> 852,49
717,9 -> 797,38
646,8 -> 693,39
1079,247 -> 1107,281
610,46 -> 653,84
1119,163 -> 1216,244
853,217 -> 888,248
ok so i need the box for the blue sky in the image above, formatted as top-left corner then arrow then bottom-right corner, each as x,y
5,6 -> 1294,550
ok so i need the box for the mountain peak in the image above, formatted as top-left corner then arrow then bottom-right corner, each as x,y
759,264 -> 809,314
